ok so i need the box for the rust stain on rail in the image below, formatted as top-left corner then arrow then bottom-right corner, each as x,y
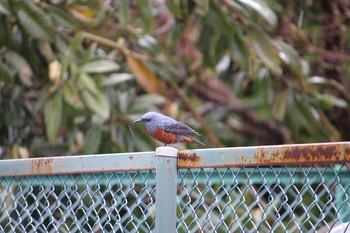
178,142 -> 350,168
253,144 -> 346,165
1,142 -> 348,176
31,158 -> 54,175
178,151 -> 202,167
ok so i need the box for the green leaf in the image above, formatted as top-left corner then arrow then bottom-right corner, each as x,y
118,0 -> 129,27
83,125 -> 102,154
130,94 -> 166,112
254,69 -> 273,105
4,51 -> 33,86
307,76 -> 350,100
82,90 -> 110,119
103,73 -> 134,86
137,35 -> 158,51
35,87 -> 50,111
45,93 -> 63,144
15,1 -> 55,41
293,95 -> 320,134
0,0 -> 10,15
68,33 -> 84,55
136,0 -> 153,33
79,73 -> 97,92
312,94 -> 348,109
272,91 -> 289,121
3,100 -> 26,127
228,32 -> 249,71
147,60 -> 178,81
0,62 -> 14,84
61,34 -> 84,73
49,5 -> 79,29
274,40 -> 303,77
206,0 -> 235,34
62,82 -> 84,109
81,60 -> 120,73
237,0 -> 277,27
166,0 -> 189,20
248,25 -> 281,74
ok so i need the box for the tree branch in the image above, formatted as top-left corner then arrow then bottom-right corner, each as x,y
194,76 -> 292,144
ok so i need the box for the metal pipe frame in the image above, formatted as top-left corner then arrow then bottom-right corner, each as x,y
0,142 -> 349,177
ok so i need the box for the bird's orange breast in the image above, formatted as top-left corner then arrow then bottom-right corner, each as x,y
151,127 -> 178,144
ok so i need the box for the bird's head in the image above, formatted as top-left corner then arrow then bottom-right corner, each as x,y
132,112 -> 163,134
132,112 -> 159,125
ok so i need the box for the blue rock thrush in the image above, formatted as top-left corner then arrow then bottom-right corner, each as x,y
133,112 -> 205,146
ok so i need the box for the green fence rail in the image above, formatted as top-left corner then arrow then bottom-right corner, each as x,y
0,142 -> 349,232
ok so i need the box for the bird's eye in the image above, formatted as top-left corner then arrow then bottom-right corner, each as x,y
143,118 -> 151,122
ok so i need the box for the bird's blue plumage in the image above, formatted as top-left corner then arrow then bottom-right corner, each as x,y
134,111 -> 205,145
140,112 -> 177,134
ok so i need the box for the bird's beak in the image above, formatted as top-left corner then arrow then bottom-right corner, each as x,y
132,119 -> 142,124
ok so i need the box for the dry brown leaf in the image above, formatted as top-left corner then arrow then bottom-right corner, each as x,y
126,55 -> 165,95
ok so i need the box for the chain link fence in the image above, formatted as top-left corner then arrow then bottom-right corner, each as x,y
0,143 -> 350,232
0,172 -> 156,233
177,165 -> 350,233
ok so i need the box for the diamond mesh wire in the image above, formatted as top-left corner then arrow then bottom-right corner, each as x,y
0,171 -> 156,233
0,164 -> 349,233
177,164 -> 350,233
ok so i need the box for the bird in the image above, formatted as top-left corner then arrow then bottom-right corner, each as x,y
132,112 -> 205,146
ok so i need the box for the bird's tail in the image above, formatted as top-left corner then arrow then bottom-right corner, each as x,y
186,136 -> 205,146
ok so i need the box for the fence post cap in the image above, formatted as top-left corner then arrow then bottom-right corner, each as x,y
155,147 -> 179,157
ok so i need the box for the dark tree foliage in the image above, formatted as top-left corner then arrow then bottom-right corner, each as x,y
0,0 -> 349,158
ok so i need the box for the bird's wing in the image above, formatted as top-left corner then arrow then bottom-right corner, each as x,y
161,122 -> 200,136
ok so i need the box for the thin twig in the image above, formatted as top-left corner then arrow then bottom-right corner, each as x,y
79,31 -> 150,60
307,45 -> 350,61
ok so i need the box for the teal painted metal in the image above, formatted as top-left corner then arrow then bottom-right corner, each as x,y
0,142 -> 350,232
155,147 -> 178,233
1,166 -> 349,186
0,142 -> 349,178
0,152 -> 155,177
178,141 -> 350,168
1,165 -> 348,232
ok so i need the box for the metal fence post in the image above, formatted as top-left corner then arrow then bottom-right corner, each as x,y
155,146 -> 179,233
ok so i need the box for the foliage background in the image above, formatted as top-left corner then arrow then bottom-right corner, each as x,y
0,0 -> 349,158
